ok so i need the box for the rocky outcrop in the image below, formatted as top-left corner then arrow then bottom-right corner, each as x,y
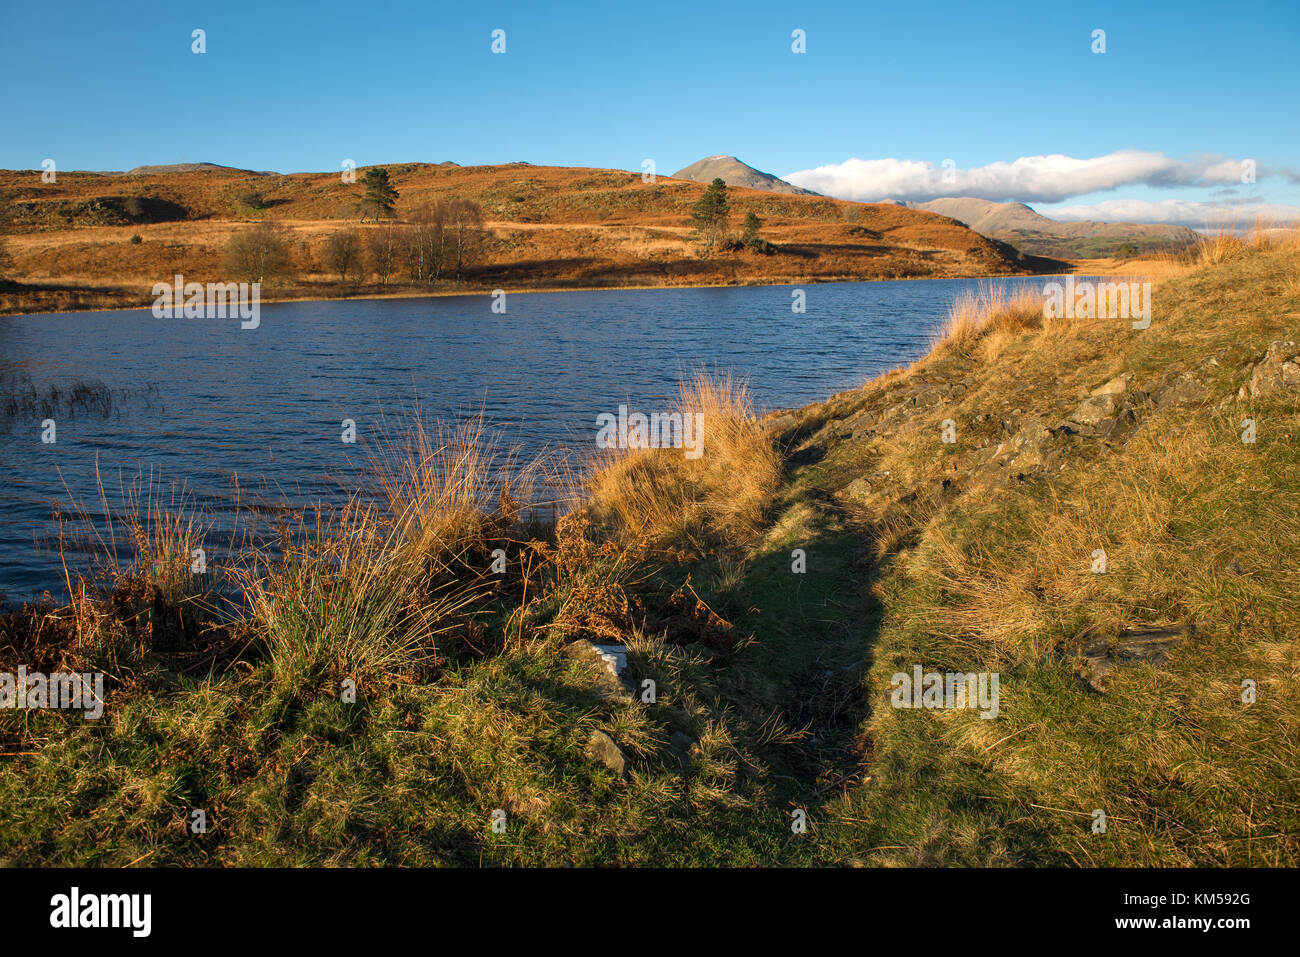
1246,341 -> 1300,397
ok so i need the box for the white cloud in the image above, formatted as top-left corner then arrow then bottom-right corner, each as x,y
1045,198 -> 1300,229
782,151 -> 1287,204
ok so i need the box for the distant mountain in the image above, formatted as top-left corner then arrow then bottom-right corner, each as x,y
903,197 -> 1200,258
124,162 -> 274,176
672,155 -> 818,196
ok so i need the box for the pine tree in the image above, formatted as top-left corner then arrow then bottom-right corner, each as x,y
689,177 -> 730,249
356,167 -> 399,223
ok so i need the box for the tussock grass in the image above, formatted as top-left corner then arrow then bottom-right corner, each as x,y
233,499 -> 479,690
369,415 -> 559,567
585,372 -> 782,551
929,285 -> 1046,363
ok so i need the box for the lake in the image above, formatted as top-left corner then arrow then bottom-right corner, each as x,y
0,277 -> 1051,601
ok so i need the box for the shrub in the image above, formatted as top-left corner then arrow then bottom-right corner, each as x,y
931,285 -> 1043,362
323,229 -> 361,282
223,222 -> 291,284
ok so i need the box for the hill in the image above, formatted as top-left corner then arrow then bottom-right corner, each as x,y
909,196 -> 1201,259
671,155 -> 818,195
123,162 -> 272,176
0,162 -> 1050,315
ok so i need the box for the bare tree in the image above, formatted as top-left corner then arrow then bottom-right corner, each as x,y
404,203 -> 446,283
223,222 -> 291,284
445,198 -> 487,283
324,229 -> 362,282
367,226 -> 403,286
0,203 -> 15,281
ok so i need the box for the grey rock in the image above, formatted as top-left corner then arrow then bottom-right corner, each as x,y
826,417 -> 853,439
1091,373 -> 1132,398
843,477 -> 872,500
584,729 -> 628,777
842,471 -> 891,501
562,639 -> 634,700
1095,406 -> 1143,442
763,413 -> 798,433
1248,340 -> 1300,397
1071,392 -> 1119,426
843,408 -> 878,436
1073,625 -> 1190,691
669,731 -> 702,767
1154,372 -> 1210,409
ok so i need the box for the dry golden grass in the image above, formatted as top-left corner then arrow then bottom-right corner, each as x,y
929,284 -> 1046,363
1148,224 -> 1300,280
585,372 -> 782,552
367,414 -> 563,573
824,238 -> 1300,864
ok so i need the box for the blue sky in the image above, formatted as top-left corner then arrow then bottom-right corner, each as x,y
3,0 -> 1297,225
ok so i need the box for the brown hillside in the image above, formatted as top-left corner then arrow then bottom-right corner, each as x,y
0,163 -> 1052,315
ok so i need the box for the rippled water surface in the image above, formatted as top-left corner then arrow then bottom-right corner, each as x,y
0,277 -> 1050,600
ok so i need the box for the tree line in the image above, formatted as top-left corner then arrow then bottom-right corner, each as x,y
321,198 -> 487,285
222,167 -> 490,286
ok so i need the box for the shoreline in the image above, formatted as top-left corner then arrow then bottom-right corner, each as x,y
0,265 -> 1120,320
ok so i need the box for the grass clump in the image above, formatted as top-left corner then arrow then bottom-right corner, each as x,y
585,372 -> 782,553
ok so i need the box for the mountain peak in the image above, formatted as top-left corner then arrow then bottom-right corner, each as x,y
671,156 -> 818,196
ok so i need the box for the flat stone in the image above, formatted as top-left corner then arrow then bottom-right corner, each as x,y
669,731 -> 702,767
1073,625 -> 1190,691
842,472 -> 891,501
562,639 -> 634,700
826,418 -> 853,438
1091,373 -> 1132,397
1154,372 -> 1210,409
997,417 -> 1054,468
1071,393 -> 1118,426
843,477 -> 872,500
763,413 -> 797,433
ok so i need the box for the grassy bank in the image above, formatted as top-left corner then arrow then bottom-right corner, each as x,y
2,233 -> 1297,865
